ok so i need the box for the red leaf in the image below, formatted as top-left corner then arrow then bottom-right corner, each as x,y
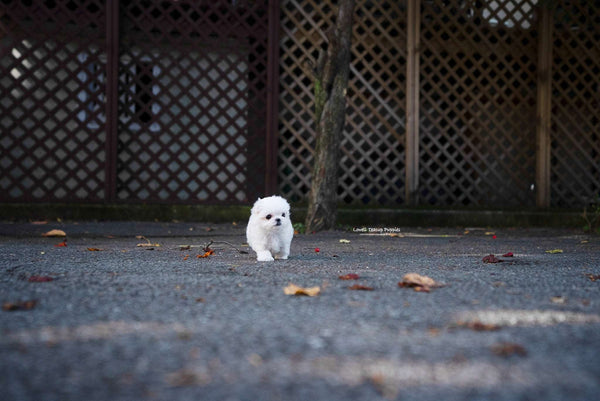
54,240 -> 67,247
339,273 -> 360,280
315,248 -> 320,253
28,275 -> 54,282
482,254 -> 502,263
348,284 -> 374,291
502,252 -> 514,257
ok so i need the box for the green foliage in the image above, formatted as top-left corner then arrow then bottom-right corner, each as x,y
293,222 -> 306,234
582,196 -> 600,234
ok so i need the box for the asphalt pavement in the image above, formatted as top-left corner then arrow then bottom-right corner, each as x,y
1,221 -> 599,401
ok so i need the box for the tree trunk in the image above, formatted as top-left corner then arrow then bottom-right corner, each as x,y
304,0 -> 355,232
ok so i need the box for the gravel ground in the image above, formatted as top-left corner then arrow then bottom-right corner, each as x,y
1,221 -> 599,401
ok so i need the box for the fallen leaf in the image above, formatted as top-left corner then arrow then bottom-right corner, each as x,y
183,255 -> 190,261
31,220 -> 48,225
551,296 -> 566,304
482,254 -> 502,263
136,235 -> 160,247
491,342 -> 527,357
458,321 -> 501,331
369,373 -> 399,400
54,240 -> 67,247
398,273 -> 444,292
87,247 -> 104,251
28,275 -> 54,282
586,274 -> 600,282
502,252 -> 514,257
42,229 -> 66,237
315,248 -> 320,253
137,242 -> 160,248
283,283 -> 320,297
339,239 -> 351,243
165,368 -> 211,387
485,231 -> 495,236
2,300 -> 38,311
348,284 -> 374,291
339,273 -> 360,280
197,249 -> 215,258
545,249 -> 563,254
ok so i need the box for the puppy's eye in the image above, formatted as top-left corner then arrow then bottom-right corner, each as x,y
266,214 -> 272,220
282,213 -> 286,218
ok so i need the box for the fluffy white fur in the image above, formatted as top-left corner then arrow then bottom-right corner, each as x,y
246,196 -> 294,262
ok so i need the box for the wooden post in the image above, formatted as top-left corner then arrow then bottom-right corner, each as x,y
536,5 -> 553,208
405,0 -> 420,205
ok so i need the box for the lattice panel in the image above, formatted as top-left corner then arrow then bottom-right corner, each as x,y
116,0 -> 268,203
419,0 -> 538,206
0,0 -> 107,202
550,0 -> 600,207
279,0 -> 407,204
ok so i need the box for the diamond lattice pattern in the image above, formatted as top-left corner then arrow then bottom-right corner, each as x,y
116,0 -> 268,203
419,0 -> 538,206
550,0 -> 600,207
279,0 -> 407,205
0,0 -> 107,201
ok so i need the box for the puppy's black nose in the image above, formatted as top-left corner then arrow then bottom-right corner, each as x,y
275,218 -> 281,226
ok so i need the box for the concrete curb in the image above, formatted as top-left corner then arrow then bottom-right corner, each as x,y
0,203 -> 584,228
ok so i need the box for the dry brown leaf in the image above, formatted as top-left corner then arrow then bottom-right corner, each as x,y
491,342 -> 527,357
165,368 -> 211,387
482,254 -> 503,263
348,284 -> 374,291
87,247 -> 104,252
197,249 -> 215,258
3,300 -> 38,311
283,283 -> 320,297
136,235 -> 160,248
586,274 -> 600,282
398,273 -> 444,292
42,229 -> 67,237
458,320 -> 501,331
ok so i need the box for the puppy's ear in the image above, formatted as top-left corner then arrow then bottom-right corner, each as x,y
251,198 -> 262,215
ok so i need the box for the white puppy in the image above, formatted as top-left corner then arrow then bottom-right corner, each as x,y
246,196 -> 294,262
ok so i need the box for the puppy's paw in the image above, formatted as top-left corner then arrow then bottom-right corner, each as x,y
256,250 -> 274,262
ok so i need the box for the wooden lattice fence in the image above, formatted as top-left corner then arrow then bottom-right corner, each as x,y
0,0 -> 275,204
550,0 -> 600,207
279,0 -> 408,205
1,0 -> 598,209
278,0 -> 600,208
